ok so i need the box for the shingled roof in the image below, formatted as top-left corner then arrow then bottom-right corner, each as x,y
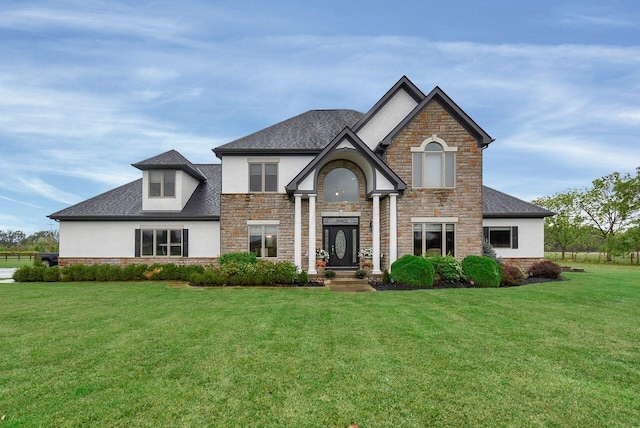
132,149 -> 206,181
213,109 -> 364,156
48,164 -> 221,221
483,186 -> 554,218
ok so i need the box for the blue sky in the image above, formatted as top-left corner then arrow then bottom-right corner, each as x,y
1,0 -> 639,234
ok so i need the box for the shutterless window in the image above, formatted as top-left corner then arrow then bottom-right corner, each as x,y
412,142 -> 455,188
323,168 -> 358,202
249,225 -> 278,257
149,171 -> 175,197
249,163 -> 278,192
413,223 -> 455,256
141,229 -> 182,256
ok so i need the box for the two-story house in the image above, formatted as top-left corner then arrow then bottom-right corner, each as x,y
49,76 -> 553,272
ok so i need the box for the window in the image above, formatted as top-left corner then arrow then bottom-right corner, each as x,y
149,171 -> 175,197
413,223 -> 455,256
412,139 -> 456,188
139,229 -> 184,256
323,168 -> 358,202
249,163 -> 278,192
484,226 -> 518,249
249,225 -> 278,257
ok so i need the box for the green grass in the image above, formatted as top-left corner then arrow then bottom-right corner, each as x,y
1,266 -> 639,427
0,256 -> 34,268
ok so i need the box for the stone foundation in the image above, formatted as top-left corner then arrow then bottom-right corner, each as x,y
501,257 -> 544,271
58,257 -> 219,267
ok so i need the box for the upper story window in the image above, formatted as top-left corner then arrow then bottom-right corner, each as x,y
411,136 -> 456,188
149,171 -> 175,197
249,162 -> 278,192
323,168 -> 358,202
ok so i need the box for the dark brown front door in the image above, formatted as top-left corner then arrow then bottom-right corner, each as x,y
323,218 -> 359,268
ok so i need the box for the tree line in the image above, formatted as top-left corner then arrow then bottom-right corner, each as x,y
533,167 -> 640,263
0,229 -> 59,253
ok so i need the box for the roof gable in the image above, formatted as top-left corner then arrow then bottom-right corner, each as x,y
286,127 -> 406,195
379,86 -> 494,151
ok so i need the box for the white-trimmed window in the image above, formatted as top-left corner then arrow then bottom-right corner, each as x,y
484,226 -> 518,249
411,136 -> 456,188
249,162 -> 278,192
149,170 -> 176,197
249,224 -> 278,257
139,229 -> 184,256
413,222 -> 456,256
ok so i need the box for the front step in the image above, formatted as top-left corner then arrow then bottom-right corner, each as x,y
325,277 -> 376,292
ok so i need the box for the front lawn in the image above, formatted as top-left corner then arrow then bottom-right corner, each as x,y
1,266 -> 639,426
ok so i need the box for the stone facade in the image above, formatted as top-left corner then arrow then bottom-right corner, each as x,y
385,99 -> 483,259
59,257 -> 218,267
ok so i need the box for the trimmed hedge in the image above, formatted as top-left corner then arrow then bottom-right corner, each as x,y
390,255 -> 434,287
219,252 -> 257,265
189,260 -> 298,286
461,255 -> 502,288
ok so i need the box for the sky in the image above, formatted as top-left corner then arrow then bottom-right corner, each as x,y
1,0 -> 640,234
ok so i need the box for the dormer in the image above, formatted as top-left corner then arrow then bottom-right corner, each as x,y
132,150 -> 206,212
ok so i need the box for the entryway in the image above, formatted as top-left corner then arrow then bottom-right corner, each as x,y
322,217 -> 359,269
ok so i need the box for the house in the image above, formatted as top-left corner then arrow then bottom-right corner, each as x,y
49,76 -> 553,272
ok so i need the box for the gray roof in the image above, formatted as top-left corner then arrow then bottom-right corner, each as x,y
214,109 -> 364,156
483,186 -> 554,218
49,164 -> 221,221
132,149 -> 206,181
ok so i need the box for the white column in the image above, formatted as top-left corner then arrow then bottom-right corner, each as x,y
308,194 -> 317,274
389,193 -> 398,270
372,193 -> 381,274
294,194 -> 302,272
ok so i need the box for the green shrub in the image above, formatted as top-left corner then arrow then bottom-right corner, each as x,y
297,270 -> 308,285
325,270 -> 336,278
42,267 -> 61,282
500,264 -> 525,286
219,252 -> 257,265
527,260 -> 562,279
62,264 -> 96,281
461,255 -> 502,287
426,255 -> 464,282
122,264 -> 148,281
390,255 -> 434,287
94,264 -> 122,281
274,261 -> 297,284
176,264 -> 205,281
382,268 -> 391,284
13,266 -> 46,282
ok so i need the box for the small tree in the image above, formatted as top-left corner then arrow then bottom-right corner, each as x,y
533,191 -> 585,259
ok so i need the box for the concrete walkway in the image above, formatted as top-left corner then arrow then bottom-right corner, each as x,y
0,268 -> 17,283
325,278 -> 376,292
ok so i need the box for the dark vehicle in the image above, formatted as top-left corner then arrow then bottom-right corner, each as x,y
37,252 -> 59,267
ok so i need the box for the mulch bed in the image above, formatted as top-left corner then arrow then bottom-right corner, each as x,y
371,276 -> 564,291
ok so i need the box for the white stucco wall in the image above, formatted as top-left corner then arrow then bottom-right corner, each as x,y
59,220 -> 220,258
357,89 -> 418,150
142,170 -> 200,211
221,155 -> 315,194
482,218 -> 545,258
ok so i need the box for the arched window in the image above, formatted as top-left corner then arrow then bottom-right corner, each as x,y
323,168 -> 359,202
412,137 -> 456,188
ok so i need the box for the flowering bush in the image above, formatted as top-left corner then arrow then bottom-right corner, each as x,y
315,260 -> 327,268
316,248 -> 329,259
361,260 -> 373,268
358,248 -> 373,258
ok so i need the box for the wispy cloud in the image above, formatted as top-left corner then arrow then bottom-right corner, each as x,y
0,195 -> 42,209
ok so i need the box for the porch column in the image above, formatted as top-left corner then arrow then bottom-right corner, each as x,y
372,193 -> 382,274
294,194 -> 302,272
308,194 -> 317,274
389,193 -> 398,269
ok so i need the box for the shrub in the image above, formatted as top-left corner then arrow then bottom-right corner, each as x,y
390,255 -> 434,287
94,264 -> 122,281
297,270 -> 308,285
325,270 -> 336,278
500,264 -> 525,287
527,260 -> 562,279
426,255 -> 464,282
482,240 -> 502,264
219,252 -> 257,265
13,266 -> 46,282
62,264 -> 96,281
42,267 -> 61,282
461,255 -> 502,288
382,269 -> 391,284
122,264 -> 148,281
176,264 -> 205,281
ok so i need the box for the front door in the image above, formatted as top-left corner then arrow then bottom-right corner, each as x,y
323,218 -> 359,268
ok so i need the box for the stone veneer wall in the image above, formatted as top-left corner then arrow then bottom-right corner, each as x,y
501,257 -> 544,272
384,99 -> 484,259
59,257 -> 218,267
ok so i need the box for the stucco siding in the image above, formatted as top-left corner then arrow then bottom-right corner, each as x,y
221,155 -> 315,194
483,217 -> 545,258
357,89 -> 418,150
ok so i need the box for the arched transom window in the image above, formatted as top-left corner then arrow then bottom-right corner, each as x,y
323,168 -> 359,202
411,136 -> 457,188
